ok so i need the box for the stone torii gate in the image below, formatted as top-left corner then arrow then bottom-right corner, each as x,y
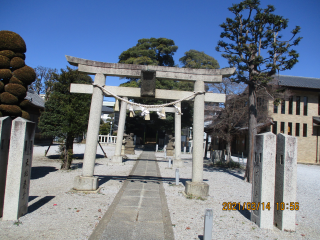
67,55 -> 235,197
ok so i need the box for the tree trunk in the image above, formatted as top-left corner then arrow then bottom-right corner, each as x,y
61,135 -> 74,170
226,141 -> 231,163
244,82 -> 257,183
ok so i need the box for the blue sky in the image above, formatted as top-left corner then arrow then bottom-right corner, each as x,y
1,0 -> 319,94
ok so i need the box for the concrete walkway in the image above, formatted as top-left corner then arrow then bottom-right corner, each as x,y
89,150 -> 174,240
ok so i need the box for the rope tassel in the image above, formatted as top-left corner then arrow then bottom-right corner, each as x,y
140,107 -> 150,120
161,108 -> 166,119
174,104 -> 182,115
129,105 -> 135,117
114,99 -> 119,111
156,109 -> 166,119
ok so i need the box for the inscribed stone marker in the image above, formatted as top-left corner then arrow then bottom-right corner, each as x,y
251,132 -> 276,229
0,116 -> 12,217
274,133 -> 297,231
2,117 -> 35,220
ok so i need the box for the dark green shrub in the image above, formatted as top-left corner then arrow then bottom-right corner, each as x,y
4,83 -> 27,98
13,65 -> 35,84
0,31 -> 26,53
0,55 -> 10,69
0,92 -> 18,104
0,50 -> 15,59
9,76 -> 24,86
19,99 -> 31,108
14,53 -> 26,60
10,57 -> 25,70
21,110 -> 30,120
0,104 -> 22,116
0,69 -> 12,80
0,81 -> 4,92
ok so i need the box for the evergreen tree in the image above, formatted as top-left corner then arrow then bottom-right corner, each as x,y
179,50 -> 220,69
216,0 -> 302,182
118,38 -> 193,136
39,67 -> 92,170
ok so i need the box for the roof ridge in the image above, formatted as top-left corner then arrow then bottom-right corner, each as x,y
276,75 -> 320,80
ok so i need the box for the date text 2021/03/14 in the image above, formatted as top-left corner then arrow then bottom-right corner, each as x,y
222,202 -> 299,211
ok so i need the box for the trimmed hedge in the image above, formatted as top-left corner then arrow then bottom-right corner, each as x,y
0,92 -> 18,105
0,55 -> 10,69
0,81 -> 4,92
21,110 -> 30,120
14,53 -> 26,60
9,76 -> 24,86
0,31 -> 26,53
4,83 -> 27,98
0,50 -> 15,59
19,99 -> 31,109
0,104 -> 22,116
0,69 -> 12,80
10,57 -> 25,70
13,65 -> 35,84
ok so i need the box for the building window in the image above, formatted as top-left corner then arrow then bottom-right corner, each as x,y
274,103 -> 278,113
281,122 -> 285,133
288,97 -> 293,114
288,122 -> 292,135
272,121 -> 277,134
318,94 -> 320,115
303,123 -> 307,137
257,97 -> 264,107
281,100 -> 285,114
295,123 -> 300,137
296,96 -> 300,115
303,97 -> 308,116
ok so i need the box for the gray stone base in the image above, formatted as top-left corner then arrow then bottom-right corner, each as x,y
73,175 -> 98,191
112,155 -> 123,163
173,159 -> 183,168
185,181 -> 209,197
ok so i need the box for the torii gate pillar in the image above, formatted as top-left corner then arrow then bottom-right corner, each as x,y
173,102 -> 182,168
112,97 -> 128,163
185,80 -> 209,197
74,73 -> 105,191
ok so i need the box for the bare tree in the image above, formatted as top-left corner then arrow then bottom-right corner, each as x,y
207,78 -> 291,163
30,66 -> 58,97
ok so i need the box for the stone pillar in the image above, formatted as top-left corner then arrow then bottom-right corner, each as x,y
274,133 -> 297,231
2,118 -> 35,220
112,97 -> 128,163
185,80 -> 208,198
74,73 -> 105,191
251,132 -> 276,229
0,117 -> 12,217
173,102 -> 183,168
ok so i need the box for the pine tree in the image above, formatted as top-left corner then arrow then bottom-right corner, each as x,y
216,0 -> 302,182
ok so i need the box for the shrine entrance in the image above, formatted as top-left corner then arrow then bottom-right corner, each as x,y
67,55 -> 235,197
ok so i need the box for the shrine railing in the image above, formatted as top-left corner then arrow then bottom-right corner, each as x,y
98,135 -> 117,144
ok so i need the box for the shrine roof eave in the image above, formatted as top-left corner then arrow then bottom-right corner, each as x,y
66,55 -> 236,78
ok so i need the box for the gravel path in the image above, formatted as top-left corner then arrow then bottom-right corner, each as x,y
156,152 -> 320,240
0,146 -> 319,239
0,144 -> 141,240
